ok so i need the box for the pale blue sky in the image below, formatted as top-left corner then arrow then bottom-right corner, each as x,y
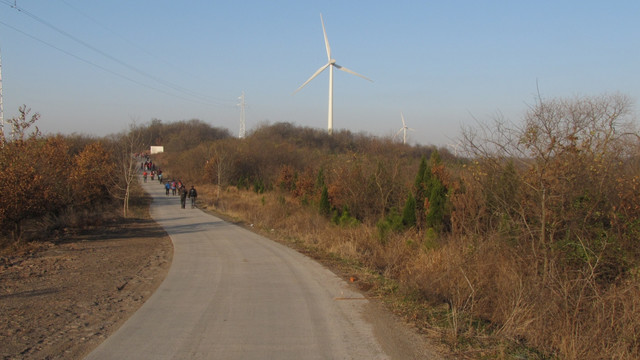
0,0 -> 638,146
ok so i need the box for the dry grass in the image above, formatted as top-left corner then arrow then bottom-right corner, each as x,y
194,184 -> 640,359
404,234 -> 640,359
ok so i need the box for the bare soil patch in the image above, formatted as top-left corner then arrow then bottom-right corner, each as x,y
0,219 -> 173,360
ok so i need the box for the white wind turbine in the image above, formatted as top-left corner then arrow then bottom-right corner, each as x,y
448,141 -> 461,156
294,14 -> 373,135
395,112 -> 414,144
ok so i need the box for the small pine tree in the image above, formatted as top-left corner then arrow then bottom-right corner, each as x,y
414,155 -> 435,229
332,206 -> 359,227
402,192 -> 417,228
425,150 -> 448,232
429,148 -> 442,167
253,180 -> 264,193
376,207 -> 404,243
316,168 -> 325,190
319,185 -> 331,217
409,150 -> 449,233
413,155 -> 427,191
414,156 -> 428,203
425,179 -> 446,231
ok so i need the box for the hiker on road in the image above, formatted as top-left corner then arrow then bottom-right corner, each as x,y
180,186 -> 188,209
188,186 -> 198,208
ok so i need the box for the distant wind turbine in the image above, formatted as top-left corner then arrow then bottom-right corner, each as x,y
293,13 -> 373,135
448,141 -> 461,156
395,112 -> 414,144
237,91 -> 246,139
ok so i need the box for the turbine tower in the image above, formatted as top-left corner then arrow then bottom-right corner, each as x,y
294,14 -> 372,135
395,112 -> 414,145
237,91 -> 246,139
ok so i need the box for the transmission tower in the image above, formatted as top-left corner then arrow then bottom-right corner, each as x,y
237,91 -> 246,139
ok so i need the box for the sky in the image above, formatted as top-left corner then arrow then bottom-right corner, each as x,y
0,0 -> 638,146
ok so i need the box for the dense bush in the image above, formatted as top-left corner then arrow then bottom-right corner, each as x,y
450,93 -> 640,358
0,106 -> 122,242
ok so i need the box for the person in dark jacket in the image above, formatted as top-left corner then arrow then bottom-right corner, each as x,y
188,186 -> 198,208
180,186 -> 188,209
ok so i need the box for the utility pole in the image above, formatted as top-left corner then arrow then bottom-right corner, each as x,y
237,91 -> 246,139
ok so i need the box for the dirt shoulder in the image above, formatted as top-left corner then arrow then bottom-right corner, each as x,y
0,219 -> 173,360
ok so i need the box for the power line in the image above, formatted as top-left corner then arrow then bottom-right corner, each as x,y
0,0 -> 235,107
57,0 -> 196,78
5,1 -> 215,104
0,20 -> 218,107
57,0 -> 228,105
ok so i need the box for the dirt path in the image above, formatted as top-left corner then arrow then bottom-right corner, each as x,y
0,219 -> 173,360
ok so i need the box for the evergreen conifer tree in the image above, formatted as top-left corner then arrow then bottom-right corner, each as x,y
316,168 -> 325,190
413,156 -> 428,228
402,192 -> 417,228
425,178 -> 446,231
425,150 -> 447,232
319,185 -> 331,217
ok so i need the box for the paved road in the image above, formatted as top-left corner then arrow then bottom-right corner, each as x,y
85,179 -> 388,360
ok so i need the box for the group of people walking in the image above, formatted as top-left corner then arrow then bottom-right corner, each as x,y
142,169 -> 163,183
137,155 -> 198,209
161,179 -> 198,209
141,159 -> 164,183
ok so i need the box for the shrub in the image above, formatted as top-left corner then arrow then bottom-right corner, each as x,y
376,207 -> 404,242
319,185 -> 331,217
401,192 -> 417,228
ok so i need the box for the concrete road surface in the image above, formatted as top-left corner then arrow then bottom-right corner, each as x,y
84,179 -> 389,360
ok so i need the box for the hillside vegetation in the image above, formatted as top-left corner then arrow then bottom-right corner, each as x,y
2,93 -> 639,359
153,93 -> 640,359
0,106 -> 117,243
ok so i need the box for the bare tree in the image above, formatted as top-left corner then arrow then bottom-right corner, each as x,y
108,123 -> 145,217
204,140 -> 234,200
461,93 -> 637,277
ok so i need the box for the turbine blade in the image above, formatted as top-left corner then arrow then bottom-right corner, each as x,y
401,112 -> 406,127
293,63 -> 330,94
395,128 -> 404,137
320,14 -> 331,62
334,63 -> 373,82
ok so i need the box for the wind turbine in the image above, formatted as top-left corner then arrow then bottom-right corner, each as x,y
294,14 -> 372,135
448,141 -> 461,156
395,112 -> 414,144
